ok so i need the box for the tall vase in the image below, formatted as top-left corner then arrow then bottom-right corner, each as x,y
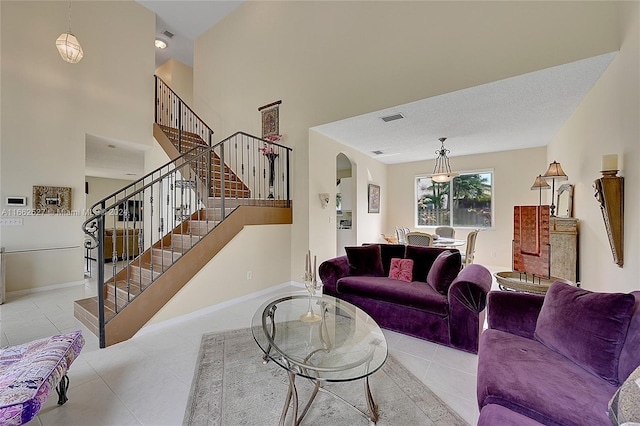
266,153 -> 279,199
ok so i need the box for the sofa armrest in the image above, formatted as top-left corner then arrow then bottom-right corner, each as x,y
318,256 -> 349,296
487,290 -> 545,339
447,264 -> 492,353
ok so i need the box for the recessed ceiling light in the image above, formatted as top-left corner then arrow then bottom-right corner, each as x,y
155,39 -> 167,49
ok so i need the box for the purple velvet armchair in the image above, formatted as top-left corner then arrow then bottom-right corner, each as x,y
319,244 -> 492,354
477,283 -> 640,425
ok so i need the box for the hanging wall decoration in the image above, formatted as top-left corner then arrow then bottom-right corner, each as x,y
33,185 -> 72,214
259,100 -> 282,141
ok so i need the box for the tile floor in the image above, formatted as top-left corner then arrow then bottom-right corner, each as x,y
1,265 -> 505,425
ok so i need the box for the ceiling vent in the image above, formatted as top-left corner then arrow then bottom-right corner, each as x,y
380,113 -> 404,123
371,150 -> 384,155
162,30 -> 175,39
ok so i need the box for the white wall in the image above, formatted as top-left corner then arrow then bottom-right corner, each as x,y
387,147 -> 547,269
547,2 -> 639,292
150,224 -> 292,323
194,1 -> 620,284
155,59 -> 194,106
0,1 -> 155,291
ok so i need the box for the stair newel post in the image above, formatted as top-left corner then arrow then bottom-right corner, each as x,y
177,101 -> 182,153
220,143 -> 226,221
97,201 -> 106,349
286,149 -> 291,207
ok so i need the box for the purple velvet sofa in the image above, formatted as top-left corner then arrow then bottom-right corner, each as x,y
318,244 -> 492,354
477,282 -> 640,425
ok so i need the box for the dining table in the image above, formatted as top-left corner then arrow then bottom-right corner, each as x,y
432,237 -> 466,249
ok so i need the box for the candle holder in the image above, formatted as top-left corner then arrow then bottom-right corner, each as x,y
300,250 -> 322,322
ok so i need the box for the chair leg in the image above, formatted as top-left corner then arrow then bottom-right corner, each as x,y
56,374 -> 70,405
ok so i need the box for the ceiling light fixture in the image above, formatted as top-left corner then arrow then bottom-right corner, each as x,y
430,137 -> 459,183
55,1 -> 83,64
155,39 -> 167,49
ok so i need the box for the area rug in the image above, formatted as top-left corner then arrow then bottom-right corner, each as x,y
183,328 -> 468,425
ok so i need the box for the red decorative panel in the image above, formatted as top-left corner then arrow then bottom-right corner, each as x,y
513,206 -> 550,278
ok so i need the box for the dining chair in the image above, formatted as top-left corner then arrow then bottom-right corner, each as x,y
405,232 -> 434,247
435,226 -> 455,238
396,227 -> 409,244
462,229 -> 480,267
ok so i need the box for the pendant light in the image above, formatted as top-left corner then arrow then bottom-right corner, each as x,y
430,137 -> 459,183
56,1 -> 83,64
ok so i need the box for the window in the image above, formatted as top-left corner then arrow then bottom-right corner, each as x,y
416,172 -> 493,228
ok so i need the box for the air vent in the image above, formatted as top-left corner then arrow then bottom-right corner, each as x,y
162,30 -> 175,39
380,113 -> 404,123
371,150 -> 384,155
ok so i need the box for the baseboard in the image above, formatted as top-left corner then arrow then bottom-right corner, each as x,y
5,280 -> 88,298
136,281 -> 301,337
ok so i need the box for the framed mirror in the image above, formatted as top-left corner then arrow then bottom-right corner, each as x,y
556,183 -> 574,218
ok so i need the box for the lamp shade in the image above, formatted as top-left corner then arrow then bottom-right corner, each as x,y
56,32 -> 83,63
542,161 -> 568,180
531,175 -> 550,190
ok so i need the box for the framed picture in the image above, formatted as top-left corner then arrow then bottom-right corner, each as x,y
368,184 -> 380,214
33,185 -> 72,214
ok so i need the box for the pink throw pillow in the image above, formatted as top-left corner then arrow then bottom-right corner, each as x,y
389,258 -> 414,282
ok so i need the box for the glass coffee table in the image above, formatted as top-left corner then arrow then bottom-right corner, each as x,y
251,293 -> 388,425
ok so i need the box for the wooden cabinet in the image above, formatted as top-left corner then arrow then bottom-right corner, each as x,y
550,217 -> 579,283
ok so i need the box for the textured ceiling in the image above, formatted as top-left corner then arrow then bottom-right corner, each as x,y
312,52 -> 616,165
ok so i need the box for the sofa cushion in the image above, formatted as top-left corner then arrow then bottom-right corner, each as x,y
404,245 -> 449,282
478,329 -> 618,425
388,258 -> 413,282
534,281 -> 636,385
336,276 -> 448,316
426,250 -> 461,294
609,363 -> 640,425
617,292 -> 640,385
345,245 -> 384,277
379,244 -> 407,275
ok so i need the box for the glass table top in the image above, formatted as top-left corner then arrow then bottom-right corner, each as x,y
251,293 -> 388,382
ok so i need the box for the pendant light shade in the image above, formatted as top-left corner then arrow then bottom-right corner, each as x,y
56,32 -> 83,64
430,137 -> 459,183
56,1 -> 83,64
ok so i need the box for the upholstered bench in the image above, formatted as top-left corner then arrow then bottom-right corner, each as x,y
0,331 -> 85,425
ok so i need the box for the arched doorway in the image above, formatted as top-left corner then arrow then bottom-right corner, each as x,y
336,153 -> 355,256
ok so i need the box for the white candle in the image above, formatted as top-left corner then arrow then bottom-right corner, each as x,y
313,255 -> 317,281
602,154 -> 618,171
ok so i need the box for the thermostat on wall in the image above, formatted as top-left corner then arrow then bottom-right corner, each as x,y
5,196 -> 27,206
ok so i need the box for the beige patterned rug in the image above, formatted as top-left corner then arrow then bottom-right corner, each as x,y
183,328 -> 468,425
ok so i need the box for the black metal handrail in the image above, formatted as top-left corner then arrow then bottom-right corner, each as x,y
155,75 -> 213,151
81,77 -> 292,348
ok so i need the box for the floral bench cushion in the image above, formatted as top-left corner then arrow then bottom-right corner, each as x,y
0,331 -> 84,425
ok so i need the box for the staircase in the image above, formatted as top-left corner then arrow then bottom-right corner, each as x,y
75,76 -> 292,348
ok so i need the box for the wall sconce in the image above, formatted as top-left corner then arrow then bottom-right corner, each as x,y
319,193 -> 330,209
542,161 -> 568,216
594,154 -> 624,267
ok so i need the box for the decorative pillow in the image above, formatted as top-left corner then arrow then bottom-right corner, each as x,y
403,245 -> 444,282
388,258 -> 414,282
534,282 -> 636,385
609,363 -> 640,425
426,250 -> 461,294
345,245 -> 384,277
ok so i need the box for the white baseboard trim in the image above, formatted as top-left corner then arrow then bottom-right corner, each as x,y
6,280 -> 87,298
136,281 -> 303,337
